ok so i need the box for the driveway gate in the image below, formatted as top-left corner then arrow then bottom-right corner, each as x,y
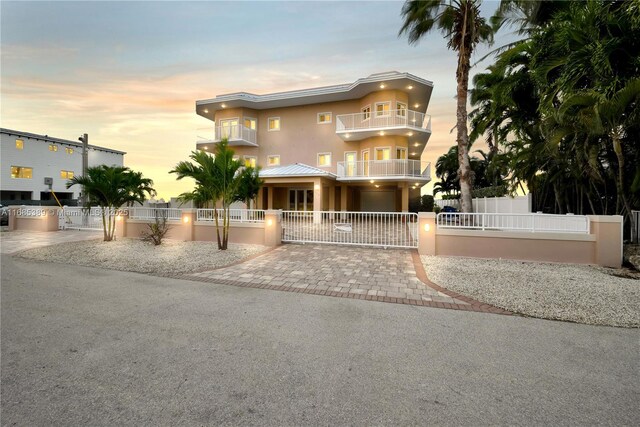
59,207 -> 105,231
282,211 -> 418,248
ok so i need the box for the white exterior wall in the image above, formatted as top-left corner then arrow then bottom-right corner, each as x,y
1,131 -> 124,201
435,194 -> 532,213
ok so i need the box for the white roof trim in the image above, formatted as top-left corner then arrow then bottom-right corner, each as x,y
259,163 -> 336,179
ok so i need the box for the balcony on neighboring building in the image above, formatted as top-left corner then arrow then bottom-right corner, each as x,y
196,124 -> 258,148
335,109 -> 431,141
336,159 -> 431,182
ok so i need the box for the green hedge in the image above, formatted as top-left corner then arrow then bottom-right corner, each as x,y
472,185 -> 509,198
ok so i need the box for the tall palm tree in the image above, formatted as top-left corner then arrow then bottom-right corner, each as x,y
67,165 -> 156,241
400,0 -> 493,212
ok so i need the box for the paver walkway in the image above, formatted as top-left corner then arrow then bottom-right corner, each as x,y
0,230 -> 101,254
186,244 -> 503,312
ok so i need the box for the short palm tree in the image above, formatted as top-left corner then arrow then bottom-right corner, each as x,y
172,139 -> 262,250
400,0 -> 493,212
67,165 -> 156,241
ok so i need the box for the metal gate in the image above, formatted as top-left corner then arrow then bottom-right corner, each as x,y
59,207 -> 105,231
282,211 -> 418,248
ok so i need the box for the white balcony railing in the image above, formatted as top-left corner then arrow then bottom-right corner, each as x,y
336,109 -> 431,133
197,124 -> 257,146
336,160 -> 430,179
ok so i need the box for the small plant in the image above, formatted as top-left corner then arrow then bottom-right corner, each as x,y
141,214 -> 171,246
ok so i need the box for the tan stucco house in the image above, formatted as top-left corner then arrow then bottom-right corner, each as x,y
195,71 -> 433,213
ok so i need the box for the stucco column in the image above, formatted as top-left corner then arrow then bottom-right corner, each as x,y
329,185 -> 336,211
179,209 -> 196,241
7,207 -> 18,231
264,210 -> 282,247
267,186 -> 274,210
401,183 -> 409,212
588,215 -> 623,268
313,179 -> 323,223
257,187 -> 264,210
417,212 -> 436,256
114,209 -> 128,239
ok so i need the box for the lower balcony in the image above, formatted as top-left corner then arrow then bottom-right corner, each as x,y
196,124 -> 258,147
336,160 -> 431,182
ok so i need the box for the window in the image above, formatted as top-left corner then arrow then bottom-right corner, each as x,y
267,155 -> 280,166
375,102 -> 390,117
317,112 -> 332,124
244,117 -> 257,130
49,144 -> 58,152
65,147 -> 74,154
396,101 -> 407,117
317,152 -> 332,167
15,139 -> 23,150
396,147 -> 407,159
244,156 -> 257,168
268,117 -> 280,131
60,170 -> 74,179
11,166 -> 32,179
375,147 -> 390,161
362,105 -> 371,120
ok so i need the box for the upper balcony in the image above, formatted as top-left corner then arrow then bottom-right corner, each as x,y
336,159 -> 431,182
196,124 -> 258,148
335,109 -> 431,141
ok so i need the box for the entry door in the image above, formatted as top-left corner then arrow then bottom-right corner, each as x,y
362,150 -> 370,176
345,152 -> 356,177
219,119 -> 239,139
289,189 -> 314,211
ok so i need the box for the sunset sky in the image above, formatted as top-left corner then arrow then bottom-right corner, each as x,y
1,1 -> 517,200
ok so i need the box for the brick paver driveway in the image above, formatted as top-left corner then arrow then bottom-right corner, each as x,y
186,244 -> 500,311
0,230 -> 101,254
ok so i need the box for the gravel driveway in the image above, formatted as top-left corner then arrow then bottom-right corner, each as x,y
17,238 -> 266,276
422,256 -> 640,328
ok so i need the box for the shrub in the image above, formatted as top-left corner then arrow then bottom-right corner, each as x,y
441,194 -> 461,200
434,205 -> 442,214
420,195 -> 435,212
141,215 -> 171,246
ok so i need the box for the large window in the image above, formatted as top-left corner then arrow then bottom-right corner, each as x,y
317,152 -> 331,167
317,112 -> 332,124
15,139 -> 23,150
375,147 -> 390,161
244,156 -> 257,168
396,101 -> 407,117
268,117 -> 280,131
267,155 -> 280,166
362,105 -> 371,120
11,166 -> 32,179
60,170 -> 74,179
244,117 -> 257,130
396,147 -> 407,159
375,102 -> 390,117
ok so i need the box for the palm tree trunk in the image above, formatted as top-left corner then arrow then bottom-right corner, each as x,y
213,208 -> 222,250
101,207 -> 108,241
612,136 -> 635,241
455,4 -> 474,214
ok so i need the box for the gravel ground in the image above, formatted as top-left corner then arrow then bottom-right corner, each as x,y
17,238 -> 267,276
422,256 -> 640,328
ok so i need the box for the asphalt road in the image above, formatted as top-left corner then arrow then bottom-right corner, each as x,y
2,254 -> 638,426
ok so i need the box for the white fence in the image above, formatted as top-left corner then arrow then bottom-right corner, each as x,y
196,209 -> 265,223
435,194 -> 532,214
59,207 -> 105,230
128,207 -> 182,221
436,212 -> 590,234
282,211 -> 418,248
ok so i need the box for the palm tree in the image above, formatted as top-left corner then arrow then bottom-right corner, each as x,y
171,139 -> 263,250
237,166 -> 264,209
400,0 -> 493,213
66,165 -> 156,241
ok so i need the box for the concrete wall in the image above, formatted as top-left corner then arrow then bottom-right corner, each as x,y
418,213 -> 624,268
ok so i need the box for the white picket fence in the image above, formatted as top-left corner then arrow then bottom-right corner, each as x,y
436,212 -> 590,234
196,209 -> 265,223
435,194 -> 532,214
128,207 -> 182,221
59,207 -> 105,230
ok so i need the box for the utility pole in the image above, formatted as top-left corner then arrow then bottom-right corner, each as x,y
78,133 -> 88,207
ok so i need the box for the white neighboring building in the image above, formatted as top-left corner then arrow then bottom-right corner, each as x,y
1,128 -> 125,204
